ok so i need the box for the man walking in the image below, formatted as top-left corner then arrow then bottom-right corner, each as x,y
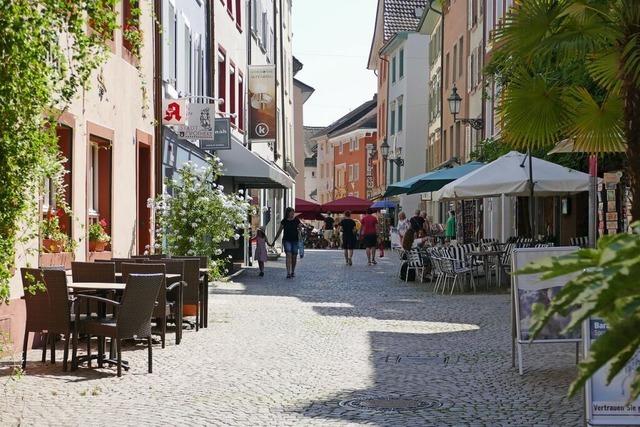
323,214 -> 334,248
360,209 -> 379,265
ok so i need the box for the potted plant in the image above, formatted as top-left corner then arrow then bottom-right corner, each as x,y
88,218 -> 110,252
42,210 -> 67,253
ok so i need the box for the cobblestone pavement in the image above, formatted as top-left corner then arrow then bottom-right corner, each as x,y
1,250 -> 583,426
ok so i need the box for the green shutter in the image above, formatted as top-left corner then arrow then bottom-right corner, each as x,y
399,49 -> 404,78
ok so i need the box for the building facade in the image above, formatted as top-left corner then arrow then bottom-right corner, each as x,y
292,59 -> 316,200
380,31 -> 430,214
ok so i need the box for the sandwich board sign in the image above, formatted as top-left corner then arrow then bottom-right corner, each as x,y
584,318 -> 640,426
511,247 -> 581,375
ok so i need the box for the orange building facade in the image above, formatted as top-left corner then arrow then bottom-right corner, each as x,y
332,131 -> 377,200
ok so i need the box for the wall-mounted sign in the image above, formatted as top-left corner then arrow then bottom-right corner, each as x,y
162,99 -> 187,125
248,65 -> 276,142
200,118 -> 231,151
176,103 -> 215,140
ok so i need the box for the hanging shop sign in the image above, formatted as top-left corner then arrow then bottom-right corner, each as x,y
584,318 -> 640,426
200,118 -> 231,152
162,98 -> 187,125
176,102 -> 215,140
511,247 -> 581,375
248,65 -> 276,142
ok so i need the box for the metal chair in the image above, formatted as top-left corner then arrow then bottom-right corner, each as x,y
73,273 -> 164,377
405,249 -> 426,283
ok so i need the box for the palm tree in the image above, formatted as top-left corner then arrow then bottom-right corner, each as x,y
490,0 -> 640,219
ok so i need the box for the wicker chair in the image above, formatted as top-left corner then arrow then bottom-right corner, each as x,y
121,263 -> 182,348
73,273 -> 164,377
168,258 -> 201,331
71,261 -> 116,283
141,259 -> 185,344
96,258 -> 146,273
20,268 -> 74,371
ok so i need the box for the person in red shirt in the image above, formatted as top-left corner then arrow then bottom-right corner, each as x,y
360,209 -> 379,265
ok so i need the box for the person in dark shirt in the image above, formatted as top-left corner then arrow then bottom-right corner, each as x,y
323,214 -> 335,248
339,211 -> 357,265
271,207 -> 302,279
410,209 -> 425,232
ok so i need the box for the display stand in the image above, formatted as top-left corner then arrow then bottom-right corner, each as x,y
511,247 -> 581,375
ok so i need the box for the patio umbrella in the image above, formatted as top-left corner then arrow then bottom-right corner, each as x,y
406,161 -> 485,195
438,151 -> 591,200
322,196 -> 373,213
383,174 -> 429,197
296,211 -> 326,221
371,200 -> 397,210
295,197 -> 323,214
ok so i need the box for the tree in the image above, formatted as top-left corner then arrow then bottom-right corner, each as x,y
493,0 -> 640,399
490,0 -> 639,218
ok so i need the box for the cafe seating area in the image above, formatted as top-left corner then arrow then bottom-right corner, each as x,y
20,256 -> 211,377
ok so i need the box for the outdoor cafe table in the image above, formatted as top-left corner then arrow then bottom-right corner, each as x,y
466,250 -> 504,288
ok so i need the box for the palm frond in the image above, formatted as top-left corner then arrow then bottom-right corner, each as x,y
564,87 -> 625,154
498,69 -> 569,149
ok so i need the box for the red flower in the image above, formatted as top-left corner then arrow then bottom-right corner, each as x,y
99,218 -> 108,228
46,209 -> 54,220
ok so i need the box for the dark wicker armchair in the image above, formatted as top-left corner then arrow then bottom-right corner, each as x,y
71,261 -> 116,283
20,268 -> 74,371
141,259 -> 185,344
73,273 -> 164,377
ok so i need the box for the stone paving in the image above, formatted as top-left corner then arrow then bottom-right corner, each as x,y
1,250 -> 583,426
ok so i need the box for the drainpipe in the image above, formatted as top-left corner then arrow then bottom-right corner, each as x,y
278,0 -> 287,166
153,0 -> 163,197
272,0 -> 278,161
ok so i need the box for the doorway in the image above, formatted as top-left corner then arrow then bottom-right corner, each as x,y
137,142 -> 152,254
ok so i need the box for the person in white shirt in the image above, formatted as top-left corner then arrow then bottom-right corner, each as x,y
397,211 -> 409,240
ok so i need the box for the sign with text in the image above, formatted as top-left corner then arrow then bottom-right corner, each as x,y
200,118 -> 231,151
176,103 -> 215,140
162,99 -> 187,125
248,65 -> 276,142
585,318 -> 640,425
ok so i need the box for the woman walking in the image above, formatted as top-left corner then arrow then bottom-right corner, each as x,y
271,207 -> 302,279
252,228 -> 268,277
339,211 -> 357,265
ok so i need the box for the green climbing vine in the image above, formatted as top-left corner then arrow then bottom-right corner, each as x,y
0,0 -> 119,303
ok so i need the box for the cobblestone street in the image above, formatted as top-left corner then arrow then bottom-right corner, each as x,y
2,250 -> 583,426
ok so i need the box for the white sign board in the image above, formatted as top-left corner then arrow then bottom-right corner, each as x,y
585,318 -> 640,426
176,103 -> 215,140
511,247 -> 581,374
162,99 -> 187,125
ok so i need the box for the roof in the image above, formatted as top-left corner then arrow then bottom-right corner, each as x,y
329,107 -> 377,139
293,56 -> 303,75
383,0 -> 428,41
367,0 -> 428,69
312,95 -> 377,139
293,78 -> 315,104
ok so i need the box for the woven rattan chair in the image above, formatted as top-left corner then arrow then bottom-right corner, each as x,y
71,261 -> 116,283
121,263 -> 182,348
141,259 -> 185,344
95,258 -> 146,273
175,258 -> 201,332
20,268 -> 74,371
73,273 -> 164,377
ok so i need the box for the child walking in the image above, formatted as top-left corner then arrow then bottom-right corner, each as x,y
254,228 -> 268,277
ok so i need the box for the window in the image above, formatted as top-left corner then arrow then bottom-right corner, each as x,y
348,165 -> 354,181
453,44 -> 457,81
449,125 -> 454,158
122,0 -> 139,52
184,23 -> 192,94
470,52 -> 475,88
354,138 -> 359,151
459,36 -> 464,77
455,122 -> 461,157
353,164 -> 359,181
398,101 -> 403,132
230,64 -> 236,125
238,72 -> 244,130
236,0 -> 242,29
442,129 -> 447,161
88,135 -> 112,239
399,48 -> 404,78
217,48 -> 226,112
445,53 -> 450,87
88,144 -> 99,214
390,105 -> 396,134
477,49 -> 482,87
339,142 -> 343,154
391,55 -> 396,83
167,2 -> 177,86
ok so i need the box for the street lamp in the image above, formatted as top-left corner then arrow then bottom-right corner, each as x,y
380,137 -> 404,167
447,84 -> 483,130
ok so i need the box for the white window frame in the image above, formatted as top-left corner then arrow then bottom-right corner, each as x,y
88,144 -> 99,216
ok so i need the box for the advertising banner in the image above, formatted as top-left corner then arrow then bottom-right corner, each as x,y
585,318 -> 640,425
162,99 -> 187,125
248,65 -> 276,142
200,119 -> 231,152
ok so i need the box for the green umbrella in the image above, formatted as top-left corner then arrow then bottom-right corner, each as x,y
384,173 -> 432,197
406,161 -> 485,195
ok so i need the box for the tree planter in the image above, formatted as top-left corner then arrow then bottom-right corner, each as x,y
89,240 -> 107,252
42,238 -> 64,253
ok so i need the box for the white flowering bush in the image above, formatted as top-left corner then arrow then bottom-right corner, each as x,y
150,158 -> 253,279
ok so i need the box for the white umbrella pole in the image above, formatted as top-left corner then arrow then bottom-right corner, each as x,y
588,155 -> 598,248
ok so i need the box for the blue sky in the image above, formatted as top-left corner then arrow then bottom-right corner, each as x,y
292,0 -> 378,127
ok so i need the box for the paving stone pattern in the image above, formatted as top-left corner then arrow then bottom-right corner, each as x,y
1,250 -> 583,426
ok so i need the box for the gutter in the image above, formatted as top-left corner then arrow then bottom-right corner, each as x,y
153,0 -> 163,197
